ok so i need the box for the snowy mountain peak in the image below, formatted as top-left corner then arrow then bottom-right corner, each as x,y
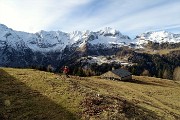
1,23 -> 179,53
99,27 -> 121,36
0,24 -> 8,29
136,30 -> 180,46
143,31 -> 172,37
0,24 -> 12,33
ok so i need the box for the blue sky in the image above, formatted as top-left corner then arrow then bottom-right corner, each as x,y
0,0 -> 180,38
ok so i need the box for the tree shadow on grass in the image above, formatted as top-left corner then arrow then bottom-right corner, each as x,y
121,79 -> 167,87
102,76 -> 167,87
0,69 -> 78,120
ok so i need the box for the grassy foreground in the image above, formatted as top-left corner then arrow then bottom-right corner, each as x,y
0,68 -> 180,120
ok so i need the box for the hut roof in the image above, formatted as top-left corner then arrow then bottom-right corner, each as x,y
111,68 -> 131,77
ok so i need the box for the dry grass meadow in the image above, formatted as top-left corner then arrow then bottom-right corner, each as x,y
0,68 -> 180,119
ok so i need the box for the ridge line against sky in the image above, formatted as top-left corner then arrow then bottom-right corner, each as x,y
0,0 -> 180,38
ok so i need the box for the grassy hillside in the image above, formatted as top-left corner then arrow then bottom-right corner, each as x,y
136,48 -> 180,55
0,68 -> 180,120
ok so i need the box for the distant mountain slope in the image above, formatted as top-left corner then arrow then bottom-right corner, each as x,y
0,23 -> 180,68
1,68 -> 180,119
135,31 -> 180,46
0,24 -> 132,68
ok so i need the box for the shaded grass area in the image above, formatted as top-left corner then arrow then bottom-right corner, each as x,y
119,79 -> 168,87
0,68 -> 79,120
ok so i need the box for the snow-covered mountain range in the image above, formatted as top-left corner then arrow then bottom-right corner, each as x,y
0,23 -> 179,68
135,31 -> 180,45
0,24 -> 132,68
0,24 -> 131,52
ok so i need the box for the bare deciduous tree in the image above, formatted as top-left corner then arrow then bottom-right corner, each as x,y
173,67 -> 180,81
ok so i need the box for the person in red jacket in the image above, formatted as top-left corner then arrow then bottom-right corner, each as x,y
63,66 -> 70,78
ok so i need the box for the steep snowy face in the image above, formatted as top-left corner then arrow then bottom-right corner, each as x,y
68,28 -> 132,48
89,27 -> 131,46
31,30 -> 69,52
69,30 -> 89,43
0,24 -> 28,50
136,31 -> 180,45
0,24 -> 70,52
99,27 -> 120,36
0,24 -> 132,52
68,30 -> 89,47
14,30 -> 70,52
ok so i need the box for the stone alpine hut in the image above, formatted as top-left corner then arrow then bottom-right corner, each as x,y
101,68 -> 132,80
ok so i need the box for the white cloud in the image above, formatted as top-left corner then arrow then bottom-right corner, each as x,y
118,1 -> 180,30
0,0 -> 91,32
53,0 -> 180,36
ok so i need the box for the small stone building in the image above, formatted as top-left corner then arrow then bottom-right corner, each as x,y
101,68 -> 132,80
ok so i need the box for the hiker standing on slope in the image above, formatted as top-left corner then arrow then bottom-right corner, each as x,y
63,66 -> 70,78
